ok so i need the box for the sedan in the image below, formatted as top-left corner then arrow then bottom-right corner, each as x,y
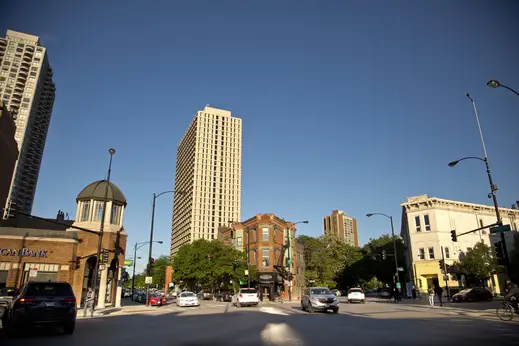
149,295 -> 166,306
177,292 -> 199,307
452,287 -> 493,303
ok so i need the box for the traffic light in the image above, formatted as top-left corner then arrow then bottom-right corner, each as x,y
101,249 -> 109,264
233,255 -> 237,264
439,259 -> 444,271
381,250 -> 387,260
150,257 -> 155,271
450,230 -> 457,242
494,242 -> 504,264
206,255 -> 211,263
71,256 -> 81,270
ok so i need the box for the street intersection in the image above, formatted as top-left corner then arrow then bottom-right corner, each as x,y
1,298 -> 517,346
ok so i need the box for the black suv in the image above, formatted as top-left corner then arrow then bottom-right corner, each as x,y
3,281 -> 77,335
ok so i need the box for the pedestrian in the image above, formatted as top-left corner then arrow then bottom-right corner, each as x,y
434,285 -> 443,307
83,287 -> 95,317
428,287 -> 435,307
411,286 -> 417,300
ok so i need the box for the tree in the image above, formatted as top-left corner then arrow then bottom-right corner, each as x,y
452,241 -> 500,286
152,255 -> 171,289
172,239 -> 249,292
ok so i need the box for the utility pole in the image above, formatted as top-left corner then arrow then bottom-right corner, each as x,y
441,246 -> 450,300
287,223 -> 292,302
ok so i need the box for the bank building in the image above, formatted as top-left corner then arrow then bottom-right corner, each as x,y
0,180 -> 128,308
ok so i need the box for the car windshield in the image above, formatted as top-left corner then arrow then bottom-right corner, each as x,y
349,288 -> 363,293
25,283 -> 73,296
240,288 -> 257,294
181,292 -> 195,297
458,289 -> 472,294
311,288 -> 332,295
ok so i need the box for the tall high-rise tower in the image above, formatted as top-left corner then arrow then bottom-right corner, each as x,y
323,210 -> 359,247
170,105 -> 242,257
0,30 -> 56,214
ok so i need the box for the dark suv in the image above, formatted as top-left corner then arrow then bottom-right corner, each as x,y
3,281 -> 77,335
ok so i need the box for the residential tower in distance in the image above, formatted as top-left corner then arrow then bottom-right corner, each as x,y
170,105 -> 242,257
0,30 -> 56,214
323,210 -> 359,247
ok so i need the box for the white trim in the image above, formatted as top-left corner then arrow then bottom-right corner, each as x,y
0,235 -> 78,243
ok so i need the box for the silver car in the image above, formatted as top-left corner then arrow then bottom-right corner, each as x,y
301,287 -> 339,313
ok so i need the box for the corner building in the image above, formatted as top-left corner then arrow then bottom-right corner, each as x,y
171,105 -> 242,257
0,180 -> 128,309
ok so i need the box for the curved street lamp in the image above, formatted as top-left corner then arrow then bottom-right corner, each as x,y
366,213 -> 401,292
132,240 -> 163,301
487,80 -> 519,97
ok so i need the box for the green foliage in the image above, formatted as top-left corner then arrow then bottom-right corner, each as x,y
152,255 -> 171,288
172,239 -> 250,292
452,241 -> 500,286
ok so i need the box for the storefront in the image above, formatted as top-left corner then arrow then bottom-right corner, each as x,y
257,271 -> 283,301
0,179 -> 129,308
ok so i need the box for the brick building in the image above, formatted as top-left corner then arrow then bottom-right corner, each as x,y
0,180 -> 128,309
219,214 -> 306,301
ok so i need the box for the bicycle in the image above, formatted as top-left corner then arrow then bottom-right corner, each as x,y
496,298 -> 516,321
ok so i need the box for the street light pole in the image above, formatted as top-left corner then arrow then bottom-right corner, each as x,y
487,80 -> 519,97
132,240 -> 163,301
366,213 -> 401,293
90,148 -> 115,317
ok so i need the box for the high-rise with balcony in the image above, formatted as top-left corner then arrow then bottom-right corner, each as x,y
170,105 -> 242,257
323,210 -> 359,247
0,30 -> 56,214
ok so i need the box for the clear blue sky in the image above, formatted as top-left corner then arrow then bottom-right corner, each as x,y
2,1 -> 518,272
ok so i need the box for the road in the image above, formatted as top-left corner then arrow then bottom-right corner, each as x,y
1,298 -> 517,346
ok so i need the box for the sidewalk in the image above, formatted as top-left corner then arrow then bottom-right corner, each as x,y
76,304 -> 160,319
396,298 -> 498,317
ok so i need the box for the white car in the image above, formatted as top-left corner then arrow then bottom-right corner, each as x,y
176,291 -> 199,307
232,288 -> 259,307
347,288 -> 365,303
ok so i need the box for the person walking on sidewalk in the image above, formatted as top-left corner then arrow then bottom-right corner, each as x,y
434,286 -> 443,307
428,288 -> 435,307
83,287 -> 95,317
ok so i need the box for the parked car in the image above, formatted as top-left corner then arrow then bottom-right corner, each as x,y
347,288 -> 365,303
452,287 -> 493,303
3,281 -> 77,335
232,288 -> 259,307
197,290 -> 214,300
216,291 -> 233,302
177,291 -> 199,307
149,294 -> 166,306
301,287 -> 339,314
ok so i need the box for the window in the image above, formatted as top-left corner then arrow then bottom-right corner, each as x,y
80,201 -> 91,222
415,216 -> 421,232
428,247 -> 435,259
418,248 -> 425,260
110,204 -> 121,225
424,214 -> 431,231
444,247 -> 450,259
262,248 -> 270,267
236,237 -> 242,247
93,201 -> 104,222
262,227 -> 269,240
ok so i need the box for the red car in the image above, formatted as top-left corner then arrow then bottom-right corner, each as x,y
149,295 -> 166,306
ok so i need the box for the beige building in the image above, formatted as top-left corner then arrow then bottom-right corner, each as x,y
170,105 -> 242,257
0,102 -> 18,213
0,30 -> 56,214
323,210 -> 359,247
400,194 -> 519,294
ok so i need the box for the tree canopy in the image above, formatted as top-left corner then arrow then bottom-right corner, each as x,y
451,241 -> 500,286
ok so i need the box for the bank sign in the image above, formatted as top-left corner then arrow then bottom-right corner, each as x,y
0,248 -> 48,257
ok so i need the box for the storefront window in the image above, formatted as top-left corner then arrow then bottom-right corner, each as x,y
0,262 -> 9,288
80,201 -> 91,221
22,263 -> 59,285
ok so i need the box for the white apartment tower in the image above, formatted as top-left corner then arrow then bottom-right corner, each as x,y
170,105 -> 242,257
0,30 -> 56,214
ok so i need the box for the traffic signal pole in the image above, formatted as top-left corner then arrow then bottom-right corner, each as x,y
440,247 -> 450,300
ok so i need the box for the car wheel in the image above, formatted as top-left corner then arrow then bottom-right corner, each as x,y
301,301 -> 306,311
361,300 -> 365,304
332,307 -> 339,314
63,321 -> 75,335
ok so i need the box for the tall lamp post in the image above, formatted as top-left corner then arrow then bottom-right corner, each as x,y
448,93 -> 509,273
146,190 -> 185,304
366,213 -> 401,292
90,148 -> 115,317
487,80 -> 519,97
280,218 -> 309,302
132,240 -> 163,301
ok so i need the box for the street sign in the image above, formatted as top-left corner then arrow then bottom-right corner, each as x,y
145,276 -> 153,284
123,259 -> 133,266
244,270 -> 249,275
490,224 -> 511,234
396,282 -> 401,289
29,268 -> 38,278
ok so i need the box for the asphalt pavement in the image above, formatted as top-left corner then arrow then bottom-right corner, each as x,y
1,298 -> 517,346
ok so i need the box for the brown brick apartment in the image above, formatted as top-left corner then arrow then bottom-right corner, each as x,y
219,213 -> 306,301
0,180 -> 128,309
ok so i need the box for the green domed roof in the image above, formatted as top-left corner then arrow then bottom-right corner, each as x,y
77,180 -> 127,206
